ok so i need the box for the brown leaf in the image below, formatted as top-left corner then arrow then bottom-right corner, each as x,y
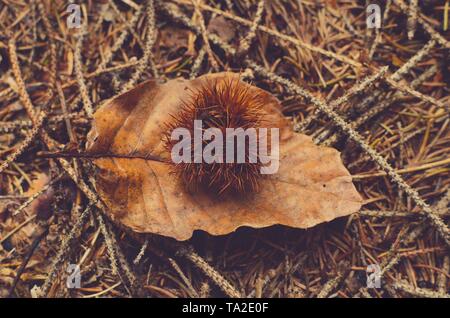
86,73 -> 362,240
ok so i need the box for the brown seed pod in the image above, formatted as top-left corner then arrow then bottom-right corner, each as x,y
163,77 -> 274,195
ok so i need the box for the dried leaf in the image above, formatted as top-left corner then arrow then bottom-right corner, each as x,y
86,73 -> 362,240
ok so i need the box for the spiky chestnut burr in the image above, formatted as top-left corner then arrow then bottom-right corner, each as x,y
163,77 -> 273,195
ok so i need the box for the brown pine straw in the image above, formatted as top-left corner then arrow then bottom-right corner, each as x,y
0,111 -> 45,174
238,0 -> 265,54
8,29 -> 136,295
171,0 -> 446,111
74,22 -> 94,118
164,0 -> 449,245
36,0 -> 57,94
121,0 -> 158,93
247,61 -> 450,247
162,0 -> 449,297
190,0 -> 220,71
393,280 -> 450,298
407,0 -> 419,40
1,0 -> 448,298
178,247 -> 242,298
173,0 -> 363,67
396,0 -> 450,48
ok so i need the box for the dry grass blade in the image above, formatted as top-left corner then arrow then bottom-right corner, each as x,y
121,0 -> 158,93
393,280 -> 450,298
74,23 -> 94,118
173,0 -> 362,67
179,248 -> 241,298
